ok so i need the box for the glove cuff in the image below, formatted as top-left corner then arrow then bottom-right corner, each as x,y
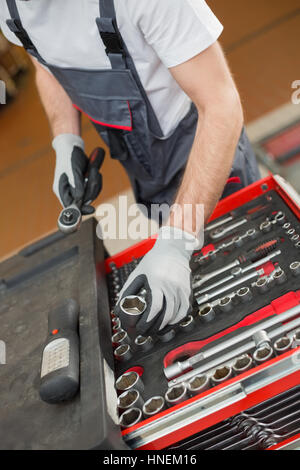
52,134 -> 85,160
159,226 -> 202,256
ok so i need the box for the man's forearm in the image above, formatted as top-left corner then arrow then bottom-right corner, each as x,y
167,43 -> 244,238
169,93 -> 243,236
32,58 -> 81,137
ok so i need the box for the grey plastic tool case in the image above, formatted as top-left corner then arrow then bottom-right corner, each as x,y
0,219 -> 125,449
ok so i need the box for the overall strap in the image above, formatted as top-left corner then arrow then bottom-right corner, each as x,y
5,0 -> 45,64
99,0 -> 117,18
97,0 -> 127,70
97,0 -> 164,137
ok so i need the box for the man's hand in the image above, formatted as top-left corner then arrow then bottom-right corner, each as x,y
115,227 -> 200,334
52,134 -> 104,214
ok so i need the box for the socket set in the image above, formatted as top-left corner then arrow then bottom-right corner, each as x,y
116,325 -> 300,430
105,175 -> 300,450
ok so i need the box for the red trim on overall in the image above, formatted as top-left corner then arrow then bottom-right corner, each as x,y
227,176 -> 241,185
73,101 -> 133,131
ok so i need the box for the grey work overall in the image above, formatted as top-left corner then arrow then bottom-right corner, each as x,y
6,0 -> 260,216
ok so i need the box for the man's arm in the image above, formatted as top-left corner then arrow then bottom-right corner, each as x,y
168,42 -> 244,236
116,42 -> 244,333
31,57 -> 81,137
31,57 -> 103,212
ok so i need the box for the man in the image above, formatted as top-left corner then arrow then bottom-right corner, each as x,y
1,0 -> 260,334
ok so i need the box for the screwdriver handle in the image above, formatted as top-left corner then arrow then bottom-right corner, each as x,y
47,298 -> 79,333
40,299 -> 80,404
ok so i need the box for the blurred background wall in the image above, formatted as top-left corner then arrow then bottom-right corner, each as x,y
0,0 -> 300,260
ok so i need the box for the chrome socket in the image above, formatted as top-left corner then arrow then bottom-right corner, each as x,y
198,304 -> 216,322
119,408 -> 143,430
274,211 -> 285,225
293,329 -> 300,347
233,236 -> 244,248
165,384 -> 188,407
179,315 -> 195,332
119,293 -> 147,328
255,277 -> 269,294
116,370 -> 144,394
290,261 -> 300,277
273,268 -> 287,285
296,242 -> 300,249
157,328 -> 176,343
218,296 -> 233,313
273,336 -> 293,355
112,329 -> 131,347
112,317 -> 122,333
114,344 -> 132,362
231,267 -> 243,278
253,330 -> 270,348
253,345 -> 274,364
117,389 -> 144,414
247,229 -> 258,240
291,234 -> 300,243
142,396 -> 165,418
233,354 -> 253,375
260,220 -> 272,233
283,223 -> 291,231
287,228 -> 296,237
237,286 -> 253,304
211,366 -> 233,386
187,375 -> 210,396
134,335 -> 153,352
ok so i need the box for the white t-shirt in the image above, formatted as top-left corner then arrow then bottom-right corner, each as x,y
0,0 -> 223,135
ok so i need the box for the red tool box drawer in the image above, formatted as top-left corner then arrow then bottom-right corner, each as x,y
105,175 -> 300,450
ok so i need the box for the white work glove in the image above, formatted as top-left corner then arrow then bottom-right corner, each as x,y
52,134 -> 104,215
115,227 -> 200,335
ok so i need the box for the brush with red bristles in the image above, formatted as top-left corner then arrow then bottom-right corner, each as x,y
238,238 -> 282,263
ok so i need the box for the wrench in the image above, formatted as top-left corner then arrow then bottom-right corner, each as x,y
207,204 -> 272,241
195,268 -> 264,305
204,215 -> 234,233
193,249 -> 281,291
209,218 -> 248,240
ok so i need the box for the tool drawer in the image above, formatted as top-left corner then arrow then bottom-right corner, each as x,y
106,175 -> 300,450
